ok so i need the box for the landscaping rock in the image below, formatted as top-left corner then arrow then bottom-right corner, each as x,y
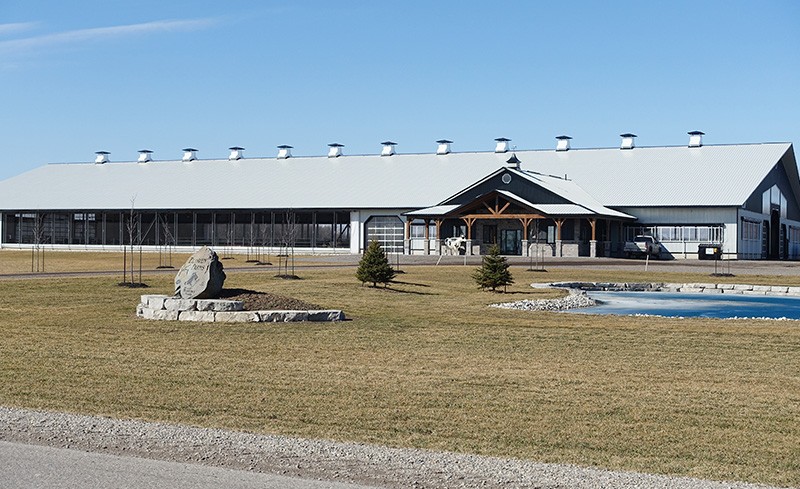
196,300 -> 244,312
178,311 -> 215,322
215,311 -> 259,323
164,298 -> 197,312
174,246 -> 226,300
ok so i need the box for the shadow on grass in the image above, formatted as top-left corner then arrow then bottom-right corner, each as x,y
361,284 -> 436,295
387,280 -> 431,288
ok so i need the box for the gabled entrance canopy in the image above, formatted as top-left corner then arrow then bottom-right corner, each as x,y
404,166 -> 635,256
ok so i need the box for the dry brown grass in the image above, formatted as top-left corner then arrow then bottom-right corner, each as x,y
0,264 -> 798,486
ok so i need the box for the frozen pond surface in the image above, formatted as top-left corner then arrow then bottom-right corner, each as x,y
568,291 -> 800,319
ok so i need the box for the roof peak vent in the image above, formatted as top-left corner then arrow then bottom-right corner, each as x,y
137,149 -> 153,163
94,151 -> 109,164
277,145 -> 293,159
328,143 -> 344,158
182,148 -> 198,162
688,131 -> 704,148
556,135 -> 572,152
506,153 -> 521,169
620,133 -> 637,150
494,137 -> 511,153
436,139 -> 452,155
228,146 -> 245,160
381,141 -> 397,156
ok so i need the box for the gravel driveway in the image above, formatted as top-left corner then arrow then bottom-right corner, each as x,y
0,406 -> 787,489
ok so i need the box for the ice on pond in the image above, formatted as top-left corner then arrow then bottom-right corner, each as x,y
566,291 -> 800,320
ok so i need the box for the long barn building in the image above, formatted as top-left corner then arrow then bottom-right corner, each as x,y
0,133 -> 798,260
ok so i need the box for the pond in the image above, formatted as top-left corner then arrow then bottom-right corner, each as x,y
566,291 -> 800,320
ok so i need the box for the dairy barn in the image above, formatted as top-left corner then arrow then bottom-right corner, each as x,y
0,132 -> 797,260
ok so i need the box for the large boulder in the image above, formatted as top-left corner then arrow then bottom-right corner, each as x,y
174,246 -> 226,299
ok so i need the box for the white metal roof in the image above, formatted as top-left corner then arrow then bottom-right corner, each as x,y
0,143 -> 792,211
516,143 -> 794,207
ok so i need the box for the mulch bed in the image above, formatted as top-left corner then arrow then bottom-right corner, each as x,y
218,288 -> 322,311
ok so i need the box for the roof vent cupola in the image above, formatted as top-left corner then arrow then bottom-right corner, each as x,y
556,135 -> 572,152
328,143 -> 344,158
436,139 -> 452,155
228,146 -> 245,160
620,133 -> 637,150
94,151 -> 110,164
381,141 -> 397,156
137,149 -> 153,163
277,145 -> 293,159
688,131 -> 704,148
182,148 -> 198,162
506,153 -> 521,169
494,137 -> 511,153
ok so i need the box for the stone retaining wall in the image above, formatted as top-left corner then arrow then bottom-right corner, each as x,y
137,295 -> 345,323
546,282 -> 800,297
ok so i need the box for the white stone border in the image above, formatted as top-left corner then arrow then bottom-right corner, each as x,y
136,295 -> 345,323
545,282 -> 800,297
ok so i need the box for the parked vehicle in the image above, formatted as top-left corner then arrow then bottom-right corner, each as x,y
624,235 -> 661,258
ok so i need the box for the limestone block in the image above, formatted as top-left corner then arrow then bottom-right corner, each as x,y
197,300 -> 244,312
724,289 -> 743,294
308,310 -> 345,321
694,283 -> 718,289
164,298 -> 197,312
282,311 -> 309,322
257,311 -> 283,322
770,286 -> 789,293
178,310 -> 215,322
144,295 -> 170,310
257,310 -> 309,322
141,308 -> 179,321
787,287 -> 800,296
742,290 -> 767,296
136,303 -> 145,317
214,311 -> 259,323
701,288 -> 723,294
717,284 -> 735,290
733,284 -> 753,291
679,287 -> 703,293
752,285 -> 772,292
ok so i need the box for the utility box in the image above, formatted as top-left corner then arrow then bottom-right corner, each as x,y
698,244 -> 722,260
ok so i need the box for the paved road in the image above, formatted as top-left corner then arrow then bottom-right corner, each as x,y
0,440 -> 377,489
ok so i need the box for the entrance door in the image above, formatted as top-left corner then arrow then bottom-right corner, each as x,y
500,229 -> 522,255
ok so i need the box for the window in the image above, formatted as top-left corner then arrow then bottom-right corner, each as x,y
626,225 -> 724,243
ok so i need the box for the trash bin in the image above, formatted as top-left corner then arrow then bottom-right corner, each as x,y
698,244 -> 722,260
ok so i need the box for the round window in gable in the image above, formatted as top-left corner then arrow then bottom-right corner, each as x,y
501,174 -> 512,184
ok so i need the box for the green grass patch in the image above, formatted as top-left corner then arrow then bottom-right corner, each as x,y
0,265 -> 798,486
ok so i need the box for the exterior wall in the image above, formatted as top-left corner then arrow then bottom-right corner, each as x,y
1,209 -> 352,254
617,206 -> 738,259
737,208 -> 800,260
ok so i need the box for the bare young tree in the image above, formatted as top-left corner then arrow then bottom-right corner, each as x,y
257,213 -> 272,266
157,213 -> 175,269
276,210 -> 298,278
30,212 -> 47,272
120,196 -> 147,287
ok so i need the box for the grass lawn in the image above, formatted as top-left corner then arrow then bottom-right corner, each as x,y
0,264 -> 798,486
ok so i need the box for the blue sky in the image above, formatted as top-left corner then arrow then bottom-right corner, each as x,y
0,1 -> 798,180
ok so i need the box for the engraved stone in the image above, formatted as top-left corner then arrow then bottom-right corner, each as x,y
174,246 -> 226,299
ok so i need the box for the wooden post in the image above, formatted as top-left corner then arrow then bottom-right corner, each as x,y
554,219 -> 565,240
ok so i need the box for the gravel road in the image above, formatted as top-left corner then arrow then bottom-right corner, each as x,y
0,406 -> 787,489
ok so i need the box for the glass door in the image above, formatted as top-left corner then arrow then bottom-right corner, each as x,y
500,229 -> 522,255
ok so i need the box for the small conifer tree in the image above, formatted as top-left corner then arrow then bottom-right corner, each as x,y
356,240 -> 396,287
472,244 -> 514,292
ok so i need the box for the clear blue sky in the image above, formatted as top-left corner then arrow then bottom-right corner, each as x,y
1,1 -> 798,180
